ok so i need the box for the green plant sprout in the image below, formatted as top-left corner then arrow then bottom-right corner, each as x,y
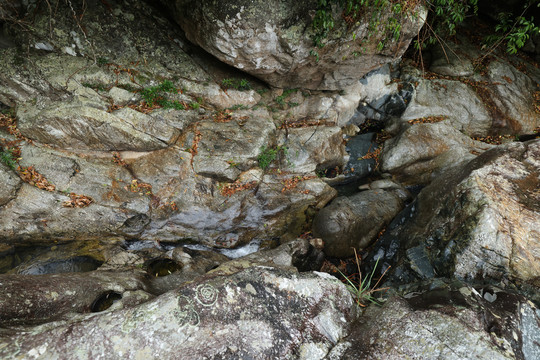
0,147 -> 17,170
141,80 -> 185,109
221,78 -> 252,91
257,145 -> 288,170
275,88 -> 298,106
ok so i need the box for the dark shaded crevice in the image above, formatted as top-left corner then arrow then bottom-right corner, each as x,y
91,290 -> 122,312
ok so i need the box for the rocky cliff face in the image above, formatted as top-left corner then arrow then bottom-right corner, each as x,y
1,0 -> 539,359
0,0 -> 349,247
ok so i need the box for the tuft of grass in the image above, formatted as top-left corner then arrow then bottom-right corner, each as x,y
140,80 -> 185,109
82,82 -> 107,92
275,88 -> 298,106
228,104 -> 249,111
96,57 -> 109,66
338,249 -> 389,308
221,78 -> 252,91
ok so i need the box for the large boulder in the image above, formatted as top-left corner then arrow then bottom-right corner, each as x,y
399,38 -> 540,137
313,184 -> 407,258
364,140 -> 540,300
164,0 -> 426,90
331,282 -> 540,359
0,266 -> 356,359
381,122 -> 494,185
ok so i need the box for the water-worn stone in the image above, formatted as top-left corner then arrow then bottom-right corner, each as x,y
312,188 -> 405,258
381,122 -> 494,185
280,125 -> 347,173
364,140 -> 540,301
400,77 -> 493,136
0,162 -> 20,206
212,238 -> 325,275
0,270 -> 151,326
0,266 -> 356,359
192,108 -> 275,181
0,183 -> 134,241
135,170 -> 337,247
487,60 -> 539,134
17,99 -> 178,151
165,0 -> 426,90
334,282 -> 540,359
400,43 -> 540,137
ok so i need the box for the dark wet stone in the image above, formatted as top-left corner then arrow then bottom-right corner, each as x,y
332,280 -> 540,359
313,188 -> 405,258
19,256 -> 103,275
363,140 -> 540,303
342,133 -> 379,180
146,258 -> 182,277
91,291 -> 123,312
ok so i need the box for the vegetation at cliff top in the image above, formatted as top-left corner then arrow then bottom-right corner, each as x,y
312,0 -> 540,55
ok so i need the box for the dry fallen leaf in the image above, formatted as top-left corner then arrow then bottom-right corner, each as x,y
63,193 -> 94,208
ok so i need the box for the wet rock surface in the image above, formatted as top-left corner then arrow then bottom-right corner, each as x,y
332,281 -> 540,360
381,121 -> 494,184
0,266 -> 355,360
0,0 -> 539,359
312,186 -> 407,258
364,140 -> 540,302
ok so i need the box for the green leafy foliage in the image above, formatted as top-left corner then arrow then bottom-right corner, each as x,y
96,57 -> 109,66
312,0 -> 337,48
0,147 -> 17,170
221,78 -> 252,91
415,0 -> 478,50
228,104 -> 250,110
485,7 -> 540,55
312,0 -> 539,57
141,80 -> 185,109
275,88 -> 298,106
82,82 -> 107,92
420,0 -> 538,55
257,145 -> 287,170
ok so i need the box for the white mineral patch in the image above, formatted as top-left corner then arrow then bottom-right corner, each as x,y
218,239 -> 261,259
299,342 -> 328,360
34,42 -> 54,51
245,283 -> 257,295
